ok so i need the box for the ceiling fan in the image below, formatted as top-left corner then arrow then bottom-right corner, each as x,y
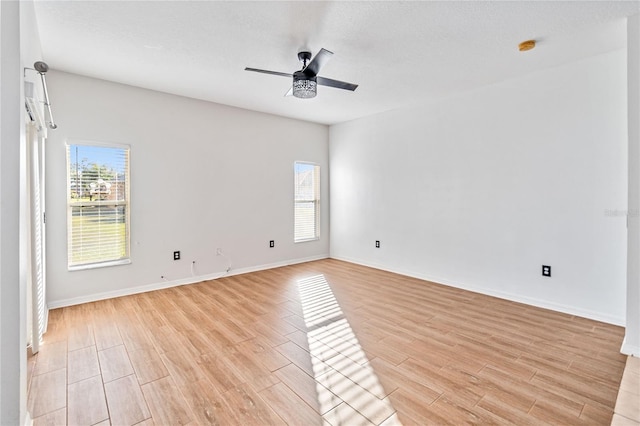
245,48 -> 358,99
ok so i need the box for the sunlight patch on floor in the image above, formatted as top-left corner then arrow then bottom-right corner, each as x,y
297,275 -> 401,425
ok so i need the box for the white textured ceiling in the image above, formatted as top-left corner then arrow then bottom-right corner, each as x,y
33,1 -> 639,125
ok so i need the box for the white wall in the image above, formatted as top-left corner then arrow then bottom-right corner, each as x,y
45,71 -> 329,306
1,0 -> 43,423
0,2 -> 22,423
330,49 -> 628,325
625,13 -> 640,355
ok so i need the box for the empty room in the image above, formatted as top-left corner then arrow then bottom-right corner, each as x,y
1,1 -> 639,425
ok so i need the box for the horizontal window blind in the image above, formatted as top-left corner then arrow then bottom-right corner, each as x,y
294,162 -> 320,242
67,144 -> 130,268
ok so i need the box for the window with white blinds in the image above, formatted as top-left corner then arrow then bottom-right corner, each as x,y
67,143 -> 130,269
294,162 -> 320,242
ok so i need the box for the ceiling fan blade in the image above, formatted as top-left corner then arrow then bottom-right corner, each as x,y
303,48 -> 333,77
245,67 -> 292,78
317,76 -> 358,91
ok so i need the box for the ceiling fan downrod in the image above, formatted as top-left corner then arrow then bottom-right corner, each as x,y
298,51 -> 312,69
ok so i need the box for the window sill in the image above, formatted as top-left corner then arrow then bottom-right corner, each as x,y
295,237 -> 320,244
68,258 -> 131,272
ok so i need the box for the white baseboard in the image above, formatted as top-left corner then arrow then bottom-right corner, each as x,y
47,254 -> 329,309
48,252 -> 626,328
621,337 -> 640,356
330,254 -> 626,326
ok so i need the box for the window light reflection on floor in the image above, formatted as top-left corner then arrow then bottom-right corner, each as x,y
297,274 -> 401,425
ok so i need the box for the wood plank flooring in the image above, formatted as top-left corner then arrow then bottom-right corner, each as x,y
27,259 -> 628,425
612,356 -> 640,425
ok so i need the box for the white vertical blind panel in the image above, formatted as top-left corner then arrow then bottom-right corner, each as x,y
31,136 -> 46,349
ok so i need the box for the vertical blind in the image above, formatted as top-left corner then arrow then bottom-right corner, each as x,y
27,125 -> 47,353
67,143 -> 130,268
294,162 -> 320,242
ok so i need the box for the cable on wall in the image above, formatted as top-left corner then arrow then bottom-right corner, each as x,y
190,249 -> 232,279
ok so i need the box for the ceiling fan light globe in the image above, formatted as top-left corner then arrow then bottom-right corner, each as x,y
292,71 -> 317,99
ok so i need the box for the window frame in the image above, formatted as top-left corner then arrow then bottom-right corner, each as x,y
294,161 -> 321,243
66,140 -> 131,271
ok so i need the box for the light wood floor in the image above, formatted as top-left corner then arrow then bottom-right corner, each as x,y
612,356 -> 640,425
27,259 -> 628,425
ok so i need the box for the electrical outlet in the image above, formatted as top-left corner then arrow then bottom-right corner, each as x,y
269,240 -> 275,248
375,240 -> 380,248
542,265 -> 551,277
173,251 -> 180,260
216,248 -> 222,256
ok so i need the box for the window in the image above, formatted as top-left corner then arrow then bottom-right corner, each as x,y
294,162 -> 320,242
67,143 -> 130,269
